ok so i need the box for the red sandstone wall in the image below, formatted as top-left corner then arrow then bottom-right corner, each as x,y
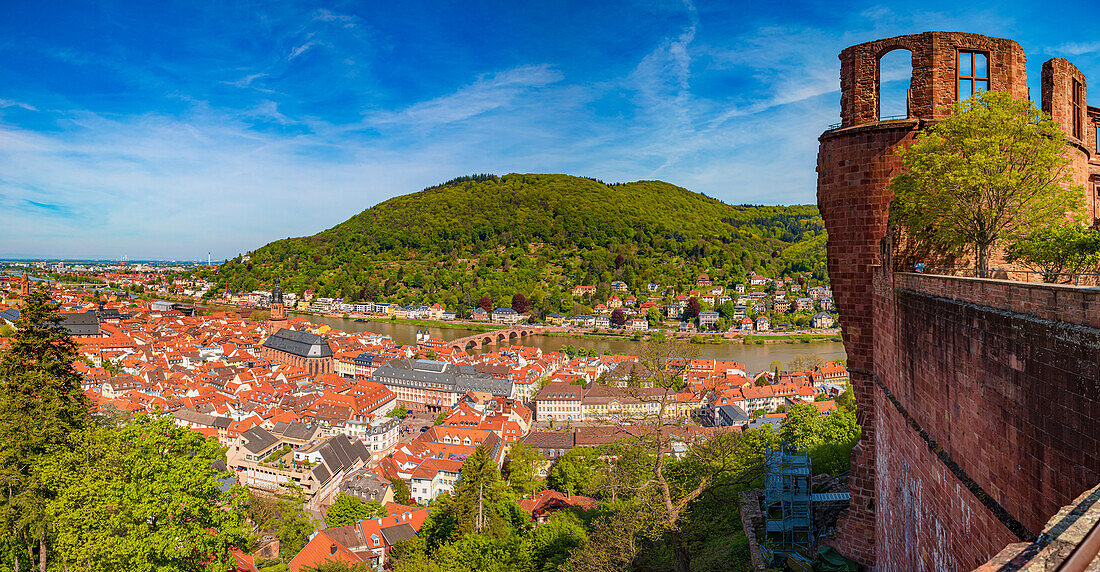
818,121 -> 919,564
820,31 -> 1100,570
872,272 -> 1100,570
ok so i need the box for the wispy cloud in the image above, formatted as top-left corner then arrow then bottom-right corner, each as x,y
0,99 -> 37,111
1051,41 -> 1100,56
370,64 -> 565,127
288,40 -> 320,60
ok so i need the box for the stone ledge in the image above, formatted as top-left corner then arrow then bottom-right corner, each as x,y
975,483 -> 1100,570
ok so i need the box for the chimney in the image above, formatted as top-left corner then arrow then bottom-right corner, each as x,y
330,544 -> 338,555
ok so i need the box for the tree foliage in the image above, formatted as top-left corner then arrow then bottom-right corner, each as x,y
210,175 -> 827,306
890,90 -> 1083,274
505,441 -> 545,498
324,493 -> 387,528
780,403 -> 861,475
1006,223 -> 1100,282
0,287 -> 91,571
390,477 -> 414,506
41,415 -> 252,571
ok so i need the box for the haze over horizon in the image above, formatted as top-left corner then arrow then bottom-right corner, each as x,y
1,0 -> 1096,259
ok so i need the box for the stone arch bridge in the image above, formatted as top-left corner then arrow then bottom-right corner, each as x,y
445,327 -> 538,351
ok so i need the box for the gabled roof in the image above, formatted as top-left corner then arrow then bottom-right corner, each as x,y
239,426 -> 278,454
262,328 -> 333,358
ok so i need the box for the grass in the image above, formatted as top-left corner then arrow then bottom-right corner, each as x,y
742,333 -> 842,344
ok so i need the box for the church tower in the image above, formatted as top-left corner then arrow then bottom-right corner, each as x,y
268,276 -> 288,333
19,271 -> 31,298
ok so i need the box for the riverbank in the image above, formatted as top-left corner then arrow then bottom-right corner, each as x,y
294,314 -> 508,333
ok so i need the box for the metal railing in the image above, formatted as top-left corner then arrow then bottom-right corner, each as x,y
918,267 -> 1100,287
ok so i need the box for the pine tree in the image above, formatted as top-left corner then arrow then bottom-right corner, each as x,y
0,286 -> 90,572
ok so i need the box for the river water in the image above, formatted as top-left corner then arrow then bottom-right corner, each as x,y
300,314 -> 846,375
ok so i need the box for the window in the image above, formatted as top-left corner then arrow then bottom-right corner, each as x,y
1072,79 -> 1083,140
957,51 -> 989,100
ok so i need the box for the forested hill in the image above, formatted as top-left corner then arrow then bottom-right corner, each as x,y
212,174 -> 826,313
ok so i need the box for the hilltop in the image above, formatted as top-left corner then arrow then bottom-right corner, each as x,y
210,174 -> 826,315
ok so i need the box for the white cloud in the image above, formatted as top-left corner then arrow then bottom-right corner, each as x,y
1051,41 -> 1100,56
288,40 -> 319,60
369,64 -> 565,127
0,98 -> 39,111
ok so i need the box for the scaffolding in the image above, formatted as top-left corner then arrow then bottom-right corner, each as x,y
764,447 -> 814,556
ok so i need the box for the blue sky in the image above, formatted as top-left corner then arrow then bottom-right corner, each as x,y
1,0 -> 1097,260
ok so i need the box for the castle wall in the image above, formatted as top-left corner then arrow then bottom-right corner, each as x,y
871,272 -> 1100,569
817,122 -> 919,564
820,31 -> 1100,569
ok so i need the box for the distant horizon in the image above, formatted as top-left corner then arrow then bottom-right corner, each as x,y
1,0 -> 1096,259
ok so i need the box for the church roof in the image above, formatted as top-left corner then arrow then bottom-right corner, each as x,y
262,328 -> 332,358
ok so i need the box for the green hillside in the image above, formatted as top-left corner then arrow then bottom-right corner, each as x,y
210,174 -> 826,315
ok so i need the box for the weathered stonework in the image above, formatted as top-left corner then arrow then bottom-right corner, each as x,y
819,31 -> 1100,570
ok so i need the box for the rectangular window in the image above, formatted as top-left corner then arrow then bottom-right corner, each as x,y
1072,79 -> 1083,140
958,51 -> 990,101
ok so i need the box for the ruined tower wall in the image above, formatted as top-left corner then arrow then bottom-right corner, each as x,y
821,30 -> 1100,571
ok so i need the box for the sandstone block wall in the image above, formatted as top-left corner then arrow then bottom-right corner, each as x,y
819,31 -> 1100,570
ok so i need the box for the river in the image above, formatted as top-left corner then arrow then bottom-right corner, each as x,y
300,314 -> 846,375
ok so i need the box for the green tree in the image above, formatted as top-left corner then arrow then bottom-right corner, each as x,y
41,414 -> 251,571
448,447 -> 526,539
1006,223 -> 1100,283
388,404 -> 409,418
527,511 -> 587,572
324,493 -> 387,528
390,477 -> 414,506
548,448 -> 603,497
275,484 -> 317,558
504,441 -> 544,497
0,287 -> 90,572
890,90 -> 1083,275
779,403 -> 861,475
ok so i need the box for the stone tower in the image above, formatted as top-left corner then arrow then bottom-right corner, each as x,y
268,276 -> 288,333
817,32 -> 1028,566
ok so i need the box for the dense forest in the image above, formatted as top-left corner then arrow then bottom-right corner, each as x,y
210,174 -> 826,313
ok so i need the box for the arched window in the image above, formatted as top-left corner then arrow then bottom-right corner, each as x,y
878,49 -> 912,120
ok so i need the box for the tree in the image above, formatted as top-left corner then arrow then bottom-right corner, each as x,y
0,287 -> 90,572
609,308 -> 626,327
786,354 -> 823,372
1006,224 -> 1100,283
683,297 -> 700,321
275,484 -> 317,558
528,511 -> 587,572
548,448 -> 603,497
890,90 -> 1083,276
478,296 -> 494,313
388,404 -> 409,418
390,477 -> 414,506
324,493 -> 387,528
511,293 -> 530,313
646,307 -> 662,327
504,441 -> 544,498
41,414 -> 251,571
779,403 -> 861,475
448,447 -> 525,539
